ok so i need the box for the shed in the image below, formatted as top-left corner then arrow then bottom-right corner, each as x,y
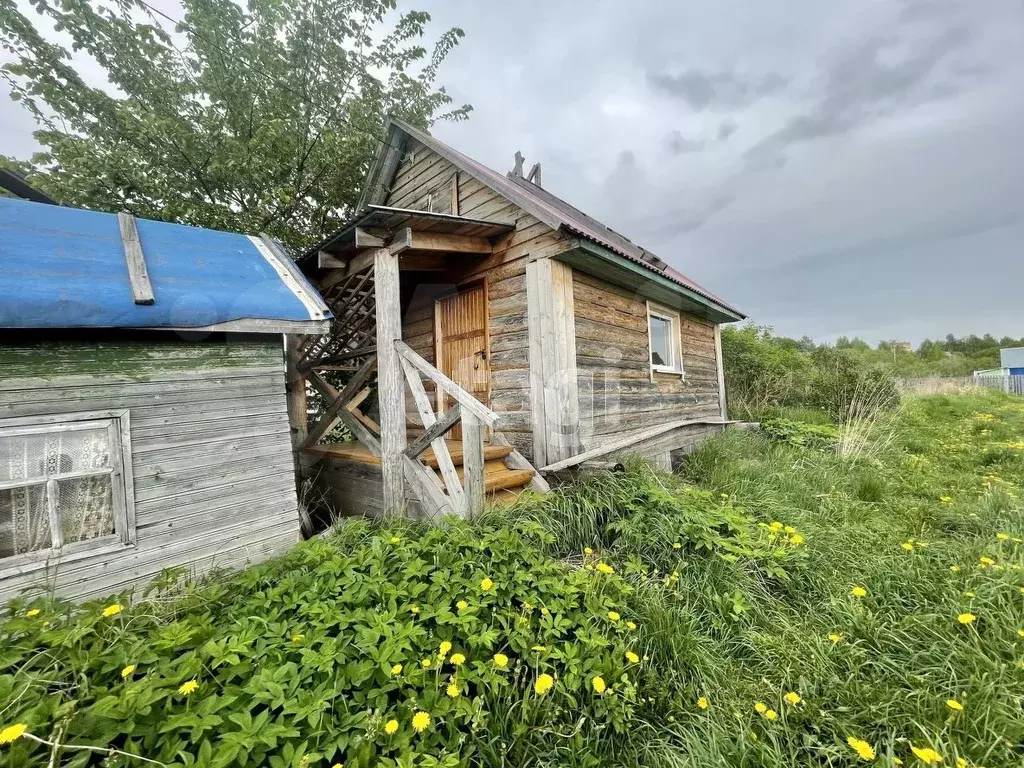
999,347 -> 1024,376
0,198 -> 330,602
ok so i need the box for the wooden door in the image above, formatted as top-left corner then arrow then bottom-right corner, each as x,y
435,285 -> 489,438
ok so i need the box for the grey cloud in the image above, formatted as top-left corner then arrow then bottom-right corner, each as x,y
647,68 -> 789,111
665,130 -> 705,154
717,119 -> 737,141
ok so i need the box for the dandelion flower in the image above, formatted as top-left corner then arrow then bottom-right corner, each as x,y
410,605 -> 420,615
178,679 -> 198,696
595,562 -> 614,574
764,709 -> 778,721
390,663 -> 403,676
102,603 -> 123,617
438,641 -> 452,658
121,664 -> 136,679
979,556 -> 995,566
541,607 -> 550,616
493,653 -> 509,669
0,724 -> 27,744
1017,629 -> 1024,638
411,711 -> 431,733
421,657 -> 432,669
625,651 -> 640,664
950,566 -> 961,573
697,696 -> 709,710
846,736 -> 876,761
997,533 -> 1010,541
456,600 -> 468,612
446,680 -> 460,698
770,521 -> 784,531
626,621 -> 637,630
672,542 -> 682,549
784,525 -> 796,535
828,632 -> 844,643
480,577 -> 494,592
607,610 -> 621,622
901,542 -> 915,551
531,645 -> 547,653
946,698 -> 963,711
390,536 -> 401,544
784,691 -> 801,705
911,745 -> 943,764
894,759 -> 903,766
791,534 -> 805,545
384,719 -> 398,735
25,609 -> 39,618
957,612 -> 976,625
534,673 -> 554,695
754,702 -> 768,714
592,676 -> 606,694
940,496 -> 952,504
450,653 -> 466,666
851,586 -> 867,598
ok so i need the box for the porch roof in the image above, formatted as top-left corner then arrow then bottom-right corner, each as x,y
298,205 -> 514,270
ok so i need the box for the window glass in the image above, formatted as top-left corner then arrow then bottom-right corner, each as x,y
0,484 -> 49,558
58,476 -> 115,544
650,314 -> 674,368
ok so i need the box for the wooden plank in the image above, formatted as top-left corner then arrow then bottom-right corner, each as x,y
490,432 -> 549,493
318,250 -> 347,269
354,227 -> 386,248
285,335 -> 308,449
405,401 -> 461,459
395,341 -> 499,427
301,355 -> 377,448
715,323 -> 727,421
405,231 -> 493,254
374,247 -> 406,515
461,411 -> 484,518
117,212 -> 155,305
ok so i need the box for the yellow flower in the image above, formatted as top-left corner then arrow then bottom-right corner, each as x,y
828,632 -> 844,643
754,702 -> 768,714
901,542 -> 915,551
421,657 -> 432,668
911,745 -> 943,764
102,603 -> 123,617
592,676 -> 606,694
626,621 -> 637,630
480,577 -> 494,592
625,651 -> 640,664
894,759 -> 904,766
790,534 -> 805,545
940,496 -> 952,503
410,605 -> 420,615
764,709 -> 778,721
846,736 -> 876,761
450,653 -> 466,666
0,724 -> 28,744
493,653 -> 509,669
438,641 -> 452,658
946,698 -> 963,711
957,612 -> 976,625
384,719 -> 399,735
784,691 -> 801,705
851,586 -> 867,598
534,673 -> 554,695
672,542 -> 682,549
390,663 -> 403,676
390,536 -> 401,544
950,566 -> 961,572
1017,629 -> 1024,638
541,607 -> 550,616
25,609 -> 40,618
956,759 -> 967,768
446,680 -> 460,698
784,525 -> 796,535
178,679 -> 198,696
979,556 -> 995,566
697,696 -> 709,710
595,562 -> 614,574
411,711 -> 431,733
291,633 -> 304,643
456,600 -> 468,612
997,533 -> 1010,541
964,592 -> 975,598
121,664 -> 136,679
607,610 -> 620,622
770,521 -> 784,531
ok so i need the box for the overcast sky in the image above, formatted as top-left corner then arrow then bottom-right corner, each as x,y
3,0 -> 1022,343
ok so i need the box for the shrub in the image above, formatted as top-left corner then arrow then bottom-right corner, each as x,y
760,417 -> 839,448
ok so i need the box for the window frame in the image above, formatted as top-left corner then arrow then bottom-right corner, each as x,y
646,301 -> 685,378
0,410 -> 136,577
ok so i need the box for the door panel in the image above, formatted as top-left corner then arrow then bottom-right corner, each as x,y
435,286 -> 489,438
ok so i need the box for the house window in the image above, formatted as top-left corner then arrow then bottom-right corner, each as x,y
647,303 -> 684,375
0,411 -> 134,570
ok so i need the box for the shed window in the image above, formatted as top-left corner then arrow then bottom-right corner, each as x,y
647,303 -> 684,375
0,413 -> 134,568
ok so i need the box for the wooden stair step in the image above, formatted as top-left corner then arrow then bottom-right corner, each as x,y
421,442 -> 512,468
482,468 -> 537,494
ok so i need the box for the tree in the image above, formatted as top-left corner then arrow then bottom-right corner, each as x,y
0,0 -> 470,247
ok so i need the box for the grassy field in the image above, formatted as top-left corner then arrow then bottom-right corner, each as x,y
1,392 -> 1022,767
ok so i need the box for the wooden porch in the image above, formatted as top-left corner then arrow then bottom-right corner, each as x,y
288,206 -> 549,520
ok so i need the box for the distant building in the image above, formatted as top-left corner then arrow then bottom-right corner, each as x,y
1000,347 -> 1024,376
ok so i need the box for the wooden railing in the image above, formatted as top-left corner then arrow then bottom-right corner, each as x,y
395,340 -> 500,517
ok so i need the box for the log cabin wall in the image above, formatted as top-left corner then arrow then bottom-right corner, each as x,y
572,270 -> 723,448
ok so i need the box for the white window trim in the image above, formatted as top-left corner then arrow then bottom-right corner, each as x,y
0,410 -> 136,579
646,301 -> 685,380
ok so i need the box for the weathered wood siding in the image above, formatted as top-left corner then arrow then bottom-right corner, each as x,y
573,271 -> 723,448
389,140 -> 576,457
0,339 -> 300,603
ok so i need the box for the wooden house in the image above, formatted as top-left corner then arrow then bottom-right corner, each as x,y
294,119 -> 744,519
0,198 -> 330,602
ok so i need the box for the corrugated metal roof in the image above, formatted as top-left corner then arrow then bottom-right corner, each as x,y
0,198 -> 330,333
390,119 -> 744,318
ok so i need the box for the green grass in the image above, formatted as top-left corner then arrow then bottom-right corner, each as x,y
1,392 -> 1023,767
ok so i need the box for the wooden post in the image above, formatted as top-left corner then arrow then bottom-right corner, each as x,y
285,335 -> 308,448
374,247 -> 406,515
714,324 -> 728,421
462,410 -> 484,518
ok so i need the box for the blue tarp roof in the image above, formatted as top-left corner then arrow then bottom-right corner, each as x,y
0,198 -> 330,333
